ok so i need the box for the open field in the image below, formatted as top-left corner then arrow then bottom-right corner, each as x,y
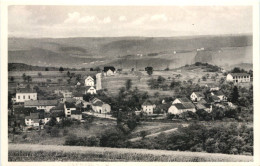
9,144 -> 253,162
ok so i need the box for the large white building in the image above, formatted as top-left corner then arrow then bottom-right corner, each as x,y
142,100 -> 156,115
16,88 -> 37,103
226,73 -> 251,83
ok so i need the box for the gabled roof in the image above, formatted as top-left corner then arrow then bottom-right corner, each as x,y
142,100 -> 154,106
213,91 -> 225,96
176,97 -> 190,103
85,76 -> 94,81
211,95 -> 220,101
50,103 -> 64,111
25,112 -> 39,119
173,102 -> 195,110
104,66 -> 116,72
65,102 -> 76,108
229,73 -> 250,77
24,100 -> 58,107
16,88 -> 36,93
192,92 -> 205,98
93,101 -> 104,106
13,106 -> 38,116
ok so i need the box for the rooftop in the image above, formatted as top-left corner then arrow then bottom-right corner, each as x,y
65,102 -> 76,108
24,100 -> 58,107
229,73 -> 250,77
193,92 -> 205,98
174,102 -> 195,110
16,88 -> 36,94
177,97 -> 191,103
142,100 -> 154,106
71,110 -> 82,115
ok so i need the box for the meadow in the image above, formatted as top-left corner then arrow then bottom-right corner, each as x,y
8,144 -> 253,162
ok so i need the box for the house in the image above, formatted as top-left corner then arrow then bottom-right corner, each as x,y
205,83 -> 220,92
190,92 -> 205,102
85,86 -> 96,94
24,100 -> 58,112
85,76 -> 95,86
25,112 -> 41,127
62,91 -> 73,98
50,103 -> 65,122
172,97 -> 191,104
64,102 -> 76,118
210,95 -> 221,103
226,73 -> 250,83
91,98 -> 111,114
104,66 -> 116,76
211,91 -> 227,101
15,88 -> 37,103
168,102 -> 196,114
73,92 -> 84,101
71,109 -> 82,120
142,100 -> 156,115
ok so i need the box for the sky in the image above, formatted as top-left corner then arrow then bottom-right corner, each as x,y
8,6 -> 252,38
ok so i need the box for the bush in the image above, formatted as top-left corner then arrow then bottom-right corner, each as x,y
50,127 -> 60,137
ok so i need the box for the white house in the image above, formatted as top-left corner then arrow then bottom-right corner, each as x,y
190,92 -> 205,102
211,91 -> 227,101
104,67 -> 116,76
61,91 -> 73,98
24,100 -> 58,113
142,100 -> 156,115
168,102 -> 196,114
85,86 -> 96,94
16,88 -> 37,103
64,102 -> 76,118
85,76 -> 95,86
92,101 -> 111,114
226,73 -> 250,83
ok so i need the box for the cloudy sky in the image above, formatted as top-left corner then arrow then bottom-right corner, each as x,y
8,6 -> 252,38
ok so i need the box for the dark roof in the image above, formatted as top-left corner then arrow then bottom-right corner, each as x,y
13,106 -> 38,116
24,100 -> 58,107
25,112 -> 39,119
229,73 -> 250,77
193,92 -> 205,98
64,98 -> 76,103
73,92 -> 83,97
142,100 -> 154,106
16,88 -> 36,93
177,97 -> 191,103
86,86 -> 95,91
71,110 -> 82,115
65,102 -> 76,108
104,66 -> 116,72
50,103 -> 64,111
50,110 -> 65,117
174,102 -> 195,110
213,91 -> 225,96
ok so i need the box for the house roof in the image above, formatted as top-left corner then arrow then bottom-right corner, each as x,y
71,110 -> 82,115
211,95 -> 220,101
193,92 -> 205,98
85,76 -> 94,81
50,103 -> 64,111
229,73 -> 250,77
73,92 -> 83,97
104,66 -> 116,72
86,86 -> 95,91
213,91 -> 225,96
25,112 -> 39,119
50,109 -> 65,117
142,100 -> 154,106
64,98 -> 76,103
13,106 -> 38,116
93,101 -> 104,106
174,102 -> 195,110
65,102 -> 76,108
16,88 -> 36,93
176,97 -> 191,103
24,100 -> 58,107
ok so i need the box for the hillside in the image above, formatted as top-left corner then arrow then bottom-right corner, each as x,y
9,144 -> 252,162
8,35 -> 252,69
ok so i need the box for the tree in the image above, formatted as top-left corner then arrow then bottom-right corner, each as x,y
125,79 -> 132,91
231,86 -> 239,104
59,67 -> 64,73
67,71 -> 71,77
140,130 -> 148,139
38,72 -> 42,77
145,67 -> 153,76
76,74 -> 82,82
45,67 -> 49,71
26,76 -> 32,83
10,76 -> 14,82
22,73 -> 26,82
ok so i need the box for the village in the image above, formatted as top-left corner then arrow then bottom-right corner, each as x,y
8,63 -> 253,132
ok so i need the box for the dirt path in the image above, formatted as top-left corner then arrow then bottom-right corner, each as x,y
129,127 -> 178,142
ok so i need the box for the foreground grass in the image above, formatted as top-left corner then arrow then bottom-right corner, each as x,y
9,144 -> 253,162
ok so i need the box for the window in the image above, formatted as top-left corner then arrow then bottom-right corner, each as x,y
23,96 -> 25,99
28,95 -> 30,99
18,95 -> 20,99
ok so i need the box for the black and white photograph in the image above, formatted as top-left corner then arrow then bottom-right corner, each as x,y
1,1 -> 260,164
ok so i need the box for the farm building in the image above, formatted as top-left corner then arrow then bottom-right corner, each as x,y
64,102 -> 76,118
71,110 -> 82,120
168,102 -> 196,114
104,66 -> 116,76
24,100 -> 58,112
142,100 -> 156,115
85,76 -> 95,86
190,92 -> 205,102
91,98 -> 111,114
15,88 -> 37,103
226,73 -> 250,83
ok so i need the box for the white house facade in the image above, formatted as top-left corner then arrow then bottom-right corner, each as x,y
85,76 -> 95,86
16,89 -> 37,103
226,73 -> 250,83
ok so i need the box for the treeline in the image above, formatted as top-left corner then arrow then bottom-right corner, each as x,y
64,122 -> 253,156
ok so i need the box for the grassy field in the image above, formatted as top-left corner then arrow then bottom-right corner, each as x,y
8,144 -> 253,162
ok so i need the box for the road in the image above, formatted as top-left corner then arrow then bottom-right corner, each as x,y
82,112 -> 116,120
